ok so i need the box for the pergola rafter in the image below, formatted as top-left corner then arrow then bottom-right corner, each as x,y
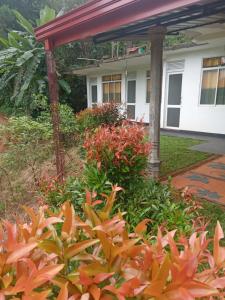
35,0 -> 225,180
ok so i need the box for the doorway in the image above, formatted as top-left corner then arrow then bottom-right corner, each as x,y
166,73 -> 183,128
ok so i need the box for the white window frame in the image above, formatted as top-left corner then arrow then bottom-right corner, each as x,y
199,59 -> 225,106
102,74 -> 122,103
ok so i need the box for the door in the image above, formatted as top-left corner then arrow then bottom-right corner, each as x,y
166,73 -> 183,128
90,78 -> 98,108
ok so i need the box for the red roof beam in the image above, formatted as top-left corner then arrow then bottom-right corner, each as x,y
35,0 -> 204,48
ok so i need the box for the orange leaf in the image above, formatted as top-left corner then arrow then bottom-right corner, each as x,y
30,264 -> 64,290
135,219 -> 151,235
6,242 -> 37,264
57,283 -> 68,300
65,239 -> 99,259
0,293 -> 5,300
89,285 -> 101,300
94,273 -> 114,284
62,201 -> 75,237
213,221 -> 225,267
39,217 -> 63,230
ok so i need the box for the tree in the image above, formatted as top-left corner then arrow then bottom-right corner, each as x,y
0,6 -> 71,115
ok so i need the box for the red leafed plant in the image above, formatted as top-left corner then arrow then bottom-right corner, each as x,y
83,121 -> 151,187
76,103 -> 125,133
0,186 -> 225,299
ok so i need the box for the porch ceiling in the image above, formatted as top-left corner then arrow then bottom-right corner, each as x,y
35,0 -> 225,48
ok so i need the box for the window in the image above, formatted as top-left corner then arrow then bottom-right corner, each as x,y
102,74 -> 122,103
200,57 -> 225,105
127,77 -> 136,120
146,71 -> 151,103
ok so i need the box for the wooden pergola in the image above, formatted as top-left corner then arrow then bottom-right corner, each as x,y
35,0 -> 225,181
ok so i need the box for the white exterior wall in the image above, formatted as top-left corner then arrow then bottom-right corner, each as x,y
171,47 -> 225,134
86,45 -> 225,135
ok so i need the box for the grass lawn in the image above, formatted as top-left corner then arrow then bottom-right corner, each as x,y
160,135 -> 212,177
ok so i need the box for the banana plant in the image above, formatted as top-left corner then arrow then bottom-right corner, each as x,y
0,6 -> 71,114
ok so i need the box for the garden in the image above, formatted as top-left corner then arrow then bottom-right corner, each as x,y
0,3 -> 225,300
0,102 -> 225,299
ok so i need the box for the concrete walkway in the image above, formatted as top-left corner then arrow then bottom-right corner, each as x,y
161,130 -> 225,155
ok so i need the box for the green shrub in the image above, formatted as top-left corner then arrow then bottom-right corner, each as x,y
115,180 -> 198,235
38,103 -> 77,146
39,172 -> 197,236
0,116 -> 52,172
83,121 -> 150,189
38,171 -> 112,216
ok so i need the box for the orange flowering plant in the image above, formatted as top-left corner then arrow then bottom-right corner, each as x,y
0,186 -> 225,299
83,122 -> 151,188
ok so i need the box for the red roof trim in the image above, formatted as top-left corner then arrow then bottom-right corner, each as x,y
35,0 -> 203,48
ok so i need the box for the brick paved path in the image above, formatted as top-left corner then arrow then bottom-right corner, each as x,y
172,156 -> 225,205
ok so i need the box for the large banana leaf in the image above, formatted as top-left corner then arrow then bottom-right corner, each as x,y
13,10 -> 34,35
37,6 -> 56,27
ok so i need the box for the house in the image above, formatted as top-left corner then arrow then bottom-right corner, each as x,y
71,29 -> 225,136
35,0 -> 225,178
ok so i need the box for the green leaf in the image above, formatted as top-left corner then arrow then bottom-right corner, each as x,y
38,6 -> 56,26
0,71 -> 16,90
16,50 -> 34,67
13,10 -> 34,35
10,31 -> 33,50
15,54 -> 41,103
59,79 -> 71,95
0,37 -> 9,48
8,32 -> 21,49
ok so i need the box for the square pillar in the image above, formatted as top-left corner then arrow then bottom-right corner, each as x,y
149,27 -> 166,179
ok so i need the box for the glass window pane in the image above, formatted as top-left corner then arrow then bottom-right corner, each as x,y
146,78 -> 151,103
103,83 -> 109,103
115,82 -> 121,103
102,75 -> 111,81
168,74 -> 182,105
91,85 -> 97,103
216,69 -> 225,105
203,57 -> 221,68
112,74 -> 121,80
109,82 -> 115,102
167,107 -> 180,127
200,70 -> 218,104
127,105 -> 135,120
127,80 -> 136,103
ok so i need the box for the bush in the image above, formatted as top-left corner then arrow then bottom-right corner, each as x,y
76,103 -> 125,133
38,103 -> 77,146
0,116 -> 52,173
0,187 -> 224,299
38,172 -> 112,216
116,180 -> 200,235
83,121 -> 151,189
